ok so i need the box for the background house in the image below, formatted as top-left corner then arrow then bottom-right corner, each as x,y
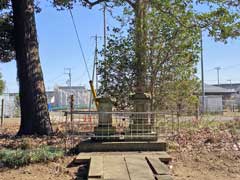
200,84 -> 236,113
51,86 -> 92,110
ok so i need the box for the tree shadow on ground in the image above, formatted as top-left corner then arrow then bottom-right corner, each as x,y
67,159 -> 90,180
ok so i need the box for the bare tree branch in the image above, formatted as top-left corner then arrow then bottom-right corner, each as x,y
125,0 -> 135,9
83,0 -> 109,7
83,0 -> 136,9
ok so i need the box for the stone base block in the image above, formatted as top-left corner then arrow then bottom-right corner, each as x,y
94,126 -> 116,136
76,140 -> 167,152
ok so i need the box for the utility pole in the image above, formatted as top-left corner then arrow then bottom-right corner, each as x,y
89,35 -> 101,111
227,79 -> 232,87
215,67 -> 221,85
64,68 -> 72,87
200,29 -> 205,113
93,35 -> 101,91
1,99 -> 4,127
103,2 -> 107,61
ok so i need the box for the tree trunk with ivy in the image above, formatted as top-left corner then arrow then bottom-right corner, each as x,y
11,0 -> 52,135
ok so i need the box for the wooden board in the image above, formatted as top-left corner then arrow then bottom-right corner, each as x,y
103,156 -> 130,180
125,156 -> 155,180
74,152 -> 173,180
155,175 -> 173,180
74,154 -> 91,163
75,152 -> 172,164
147,157 -> 170,175
88,156 -> 103,178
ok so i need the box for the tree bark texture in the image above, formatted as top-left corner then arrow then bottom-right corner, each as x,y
134,0 -> 148,93
11,0 -> 53,135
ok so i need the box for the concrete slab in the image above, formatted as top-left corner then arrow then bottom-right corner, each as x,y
74,152 -> 172,164
88,156 -> 103,178
103,156 -> 130,180
74,152 -> 173,179
125,156 -> 155,180
155,175 -> 173,180
76,140 -> 167,152
146,157 -> 170,175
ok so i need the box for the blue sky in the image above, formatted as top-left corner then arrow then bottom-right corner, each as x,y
0,2 -> 240,93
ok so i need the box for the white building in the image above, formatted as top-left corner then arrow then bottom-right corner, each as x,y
52,86 -> 91,108
0,93 -> 17,117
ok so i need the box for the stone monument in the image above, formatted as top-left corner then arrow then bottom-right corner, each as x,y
93,97 -> 116,140
129,92 -> 157,141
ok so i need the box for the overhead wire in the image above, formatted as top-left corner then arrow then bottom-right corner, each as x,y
46,73 -> 65,83
206,63 -> 240,72
69,9 -> 91,80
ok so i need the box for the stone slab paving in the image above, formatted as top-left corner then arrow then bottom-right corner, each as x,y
88,156 -> 103,178
103,156 -> 130,180
75,151 -> 172,164
146,157 -> 170,175
125,156 -> 155,180
75,152 -> 172,180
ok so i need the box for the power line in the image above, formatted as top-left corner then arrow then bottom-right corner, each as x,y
206,63 -> 240,72
221,63 -> 240,70
69,9 -> 91,80
46,73 -> 65,83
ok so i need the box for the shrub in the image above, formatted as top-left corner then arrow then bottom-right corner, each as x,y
0,146 -> 64,168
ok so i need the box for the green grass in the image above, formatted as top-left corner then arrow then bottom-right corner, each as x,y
0,146 -> 64,168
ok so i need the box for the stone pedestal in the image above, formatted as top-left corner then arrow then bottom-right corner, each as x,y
94,97 -> 116,138
129,93 -> 154,136
131,92 -> 151,112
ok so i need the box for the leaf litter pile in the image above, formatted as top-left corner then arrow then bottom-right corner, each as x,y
168,119 -> 240,180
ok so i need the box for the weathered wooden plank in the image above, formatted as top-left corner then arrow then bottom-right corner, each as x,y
88,156 -> 103,178
74,154 -> 91,163
75,152 -> 171,164
145,153 -> 172,164
147,157 -> 170,175
155,175 -> 173,180
125,156 -> 155,180
103,156 -> 130,180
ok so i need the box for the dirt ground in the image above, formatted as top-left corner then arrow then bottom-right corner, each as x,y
172,150 -> 240,180
0,118 -> 240,180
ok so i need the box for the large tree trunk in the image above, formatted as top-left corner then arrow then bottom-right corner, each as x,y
134,0 -> 148,93
11,0 -> 53,135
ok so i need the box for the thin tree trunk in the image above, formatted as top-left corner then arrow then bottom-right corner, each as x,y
11,0 -> 52,135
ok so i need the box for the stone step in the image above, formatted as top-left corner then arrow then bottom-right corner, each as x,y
74,152 -> 173,180
146,157 -> 170,175
103,156 -> 130,180
75,140 -> 167,152
155,175 -> 173,180
74,151 -> 172,164
88,156 -> 103,179
94,126 -> 116,136
125,156 -> 155,180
